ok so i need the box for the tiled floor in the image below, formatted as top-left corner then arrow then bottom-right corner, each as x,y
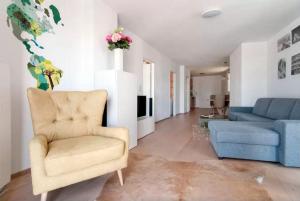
1,109 -> 300,201
133,109 -> 300,201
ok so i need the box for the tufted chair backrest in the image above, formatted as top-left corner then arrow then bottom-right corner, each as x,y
27,88 -> 107,142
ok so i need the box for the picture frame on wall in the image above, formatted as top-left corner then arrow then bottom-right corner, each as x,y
278,58 -> 286,79
292,25 -> 300,45
291,53 -> 300,76
277,33 -> 291,52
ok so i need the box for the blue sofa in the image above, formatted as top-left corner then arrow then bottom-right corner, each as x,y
208,98 -> 300,167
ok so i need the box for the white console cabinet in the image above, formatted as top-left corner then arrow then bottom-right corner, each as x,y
95,70 -> 138,149
138,116 -> 155,139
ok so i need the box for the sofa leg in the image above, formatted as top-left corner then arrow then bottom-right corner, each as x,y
117,169 -> 124,186
218,157 -> 224,160
41,192 -> 48,201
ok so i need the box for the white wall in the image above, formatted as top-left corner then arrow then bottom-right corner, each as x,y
0,62 -> 11,188
0,0 -> 118,173
123,30 -> 180,122
193,75 -> 225,108
221,73 -> 229,94
267,16 -> 300,98
230,16 -> 300,104
230,46 -> 242,106
241,42 -> 268,106
230,42 -> 268,106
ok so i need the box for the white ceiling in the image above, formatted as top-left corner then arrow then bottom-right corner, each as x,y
103,0 -> 300,69
191,66 -> 229,76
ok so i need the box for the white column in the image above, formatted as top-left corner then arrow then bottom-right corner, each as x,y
230,42 -> 268,106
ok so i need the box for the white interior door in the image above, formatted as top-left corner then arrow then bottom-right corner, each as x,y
0,62 -> 11,188
143,63 -> 151,116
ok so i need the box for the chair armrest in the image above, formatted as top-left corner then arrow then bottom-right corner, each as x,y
92,126 -> 129,149
29,135 -> 48,194
229,107 -> 253,113
273,120 -> 300,167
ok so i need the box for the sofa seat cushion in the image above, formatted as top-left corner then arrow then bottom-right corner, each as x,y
45,135 -> 125,176
209,121 -> 279,146
235,112 -> 273,122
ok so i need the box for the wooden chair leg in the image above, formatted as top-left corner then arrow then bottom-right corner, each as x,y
117,169 -> 124,186
41,192 -> 48,201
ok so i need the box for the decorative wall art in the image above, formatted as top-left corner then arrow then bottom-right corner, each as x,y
278,58 -> 286,79
277,33 -> 291,52
291,53 -> 300,76
7,0 -> 64,91
292,25 -> 300,45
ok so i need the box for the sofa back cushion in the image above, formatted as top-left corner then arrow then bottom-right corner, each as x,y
290,100 -> 300,120
27,88 -> 107,142
253,98 -> 273,117
266,99 -> 296,120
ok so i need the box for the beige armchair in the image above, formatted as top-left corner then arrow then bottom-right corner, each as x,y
27,88 -> 129,201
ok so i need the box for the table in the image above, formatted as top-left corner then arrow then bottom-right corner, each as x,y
199,115 -> 228,128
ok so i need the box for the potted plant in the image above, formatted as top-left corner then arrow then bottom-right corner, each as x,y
106,27 -> 133,70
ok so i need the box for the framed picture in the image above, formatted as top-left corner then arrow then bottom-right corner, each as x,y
277,33 -> 291,52
291,53 -> 300,75
292,25 -> 300,45
278,58 -> 286,79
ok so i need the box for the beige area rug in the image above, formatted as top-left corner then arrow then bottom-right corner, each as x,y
97,153 -> 272,201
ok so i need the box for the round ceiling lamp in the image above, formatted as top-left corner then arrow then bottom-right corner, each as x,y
201,8 -> 222,18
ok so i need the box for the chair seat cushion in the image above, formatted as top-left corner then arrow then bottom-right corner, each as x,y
234,112 -> 273,122
45,135 -> 125,176
209,121 -> 279,146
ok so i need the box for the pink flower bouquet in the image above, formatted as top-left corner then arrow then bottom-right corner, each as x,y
105,27 -> 133,51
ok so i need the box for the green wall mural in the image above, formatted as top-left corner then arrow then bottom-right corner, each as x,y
7,0 -> 63,91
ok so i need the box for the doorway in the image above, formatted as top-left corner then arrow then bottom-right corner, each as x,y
170,72 -> 177,117
138,60 -> 155,139
143,61 -> 155,117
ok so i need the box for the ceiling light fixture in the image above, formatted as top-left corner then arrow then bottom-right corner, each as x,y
201,8 -> 222,18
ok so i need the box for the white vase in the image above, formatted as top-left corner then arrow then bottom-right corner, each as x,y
113,48 -> 123,70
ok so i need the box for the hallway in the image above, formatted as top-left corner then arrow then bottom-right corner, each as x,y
133,109 -> 217,162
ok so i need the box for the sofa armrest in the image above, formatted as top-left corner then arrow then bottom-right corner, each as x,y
273,120 -> 300,167
92,126 -> 129,150
228,107 -> 253,121
29,135 -> 48,194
